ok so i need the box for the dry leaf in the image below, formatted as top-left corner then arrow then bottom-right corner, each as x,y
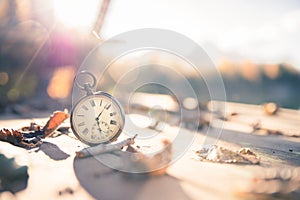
195,145 -> 260,164
0,110 -> 69,148
0,129 -> 42,148
43,110 -> 69,137
122,139 -> 173,176
0,129 -> 23,143
21,122 -> 42,132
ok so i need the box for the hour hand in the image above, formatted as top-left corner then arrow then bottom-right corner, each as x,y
95,117 -> 102,133
95,121 -> 102,132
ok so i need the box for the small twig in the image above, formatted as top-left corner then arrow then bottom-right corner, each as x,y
76,134 -> 137,158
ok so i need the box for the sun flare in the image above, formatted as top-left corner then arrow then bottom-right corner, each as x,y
53,0 -> 100,30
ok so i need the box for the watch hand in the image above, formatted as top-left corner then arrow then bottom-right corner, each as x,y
96,121 -> 102,133
95,105 -> 106,121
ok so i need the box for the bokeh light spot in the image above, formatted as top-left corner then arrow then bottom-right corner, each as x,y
0,72 -> 9,86
183,97 -> 198,110
47,66 -> 75,99
7,88 -> 20,101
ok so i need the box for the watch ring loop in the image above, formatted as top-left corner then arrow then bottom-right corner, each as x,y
75,71 -> 97,90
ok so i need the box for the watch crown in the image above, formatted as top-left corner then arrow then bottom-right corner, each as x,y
84,83 -> 94,95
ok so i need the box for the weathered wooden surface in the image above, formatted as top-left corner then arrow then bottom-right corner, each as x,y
0,102 -> 300,200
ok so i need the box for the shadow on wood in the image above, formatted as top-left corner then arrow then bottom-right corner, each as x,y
73,155 -> 191,200
34,142 -> 70,161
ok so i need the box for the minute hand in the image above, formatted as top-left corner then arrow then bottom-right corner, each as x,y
96,108 -> 105,121
95,104 -> 108,121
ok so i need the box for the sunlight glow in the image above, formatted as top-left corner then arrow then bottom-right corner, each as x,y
47,66 -> 75,99
53,0 -> 100,30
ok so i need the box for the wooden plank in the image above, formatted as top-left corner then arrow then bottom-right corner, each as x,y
209,101 -> 300,137
0,110 -> 300,199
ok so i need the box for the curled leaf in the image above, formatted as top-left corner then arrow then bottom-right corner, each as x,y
0,110 -> 69,148
0,129 -> 23,143
43,110 -> 70,137
0,129 -> 42,148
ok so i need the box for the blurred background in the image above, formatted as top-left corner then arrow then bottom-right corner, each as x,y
0,0 -> 300,116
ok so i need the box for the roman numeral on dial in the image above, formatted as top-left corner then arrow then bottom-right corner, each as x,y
110,112 -> 116,116
110,120 -> 117,125
82,128 -> 89,135
82,105 -> 88,111
78,122 -> 85,127
90,100 -> 95,107
105,104 -> 111,110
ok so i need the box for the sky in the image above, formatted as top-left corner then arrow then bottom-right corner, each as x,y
53,0 -> 300,68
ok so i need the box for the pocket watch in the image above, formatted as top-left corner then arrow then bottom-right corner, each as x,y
70,71 -> 125,146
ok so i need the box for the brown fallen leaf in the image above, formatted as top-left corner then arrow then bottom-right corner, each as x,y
43,110 -> 69,137
0,129 -> 23,145
0,128 -> 42,148
21,122 -> 44,132
0,110 -> 69,148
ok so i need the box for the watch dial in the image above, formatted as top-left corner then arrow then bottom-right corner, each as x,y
71,93 -> 124,145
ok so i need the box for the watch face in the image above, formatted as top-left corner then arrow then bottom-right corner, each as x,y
71,92 -> 125,145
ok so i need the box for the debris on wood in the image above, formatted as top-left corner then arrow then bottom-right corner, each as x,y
251,121 -> 262,132
56,126 -> 70,134
182,114 -> 211,130
58,187 -> 74,196
0,110 -> 69,148
251,121 -> 284,136
230,112 -> 238,116
238,147 -> 256,156
75,135 -> 172,176
263,102 -> 279,115
21,122 -> 41,132
122,139 -> 173,176
148,120 -> 165,132
125,144 -> 139,153
237,148 -> 261,164
195,145 -> 260,164
75,134 -> 137,158
256,129 -> 283,136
